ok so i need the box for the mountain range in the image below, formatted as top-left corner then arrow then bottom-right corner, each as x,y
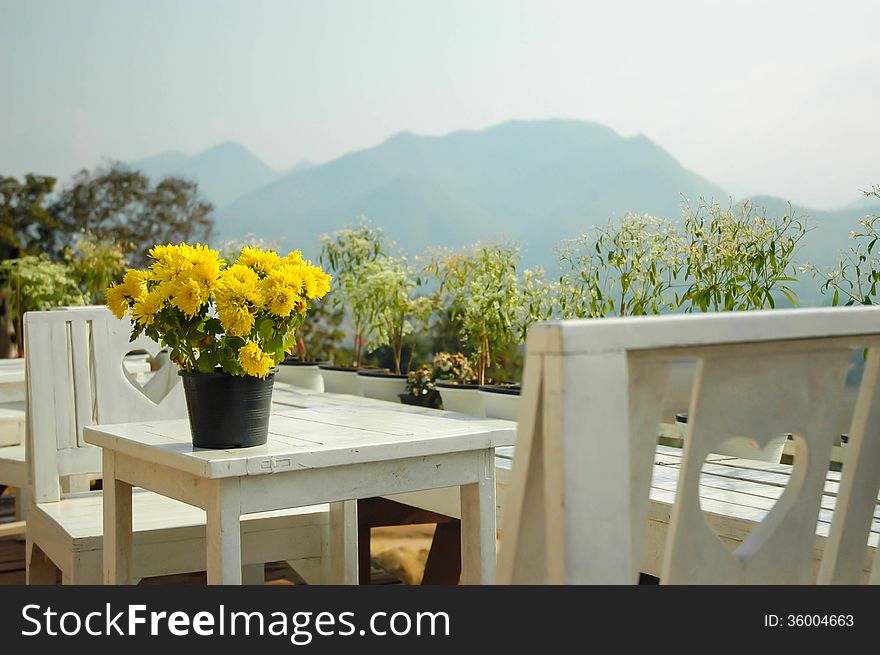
130,142 -> 311,208
129,120 -> 878,289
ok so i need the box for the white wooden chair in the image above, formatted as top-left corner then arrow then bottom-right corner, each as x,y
24,307 -> 331,584
497,307 -> 880,584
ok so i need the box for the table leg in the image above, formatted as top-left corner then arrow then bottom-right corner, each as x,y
206,479 -> 242,585
328,500 -> 358,584
460,449 -> 497,585
103,450 -> 133,585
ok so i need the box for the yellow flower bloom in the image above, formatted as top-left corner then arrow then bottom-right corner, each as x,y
237,246 -> 281,277
277,265 -> 305,292
131,289 -> 165,326
216,265 -> 264,318
105,284 -> 130,319
120,269 -> 148,300
265,284 -> 298,317
283,250 -> 305,266
238,341 -> 274,378
313,270 -> 332,299
300,266 -> 319,299
191,259 -> 220,288
171,277 -> 206,317
258,266 -> 305,316
149,244 -> 191,282
221,263 -> 261,289
217,299 -> 255,337
188,243 -> 222,268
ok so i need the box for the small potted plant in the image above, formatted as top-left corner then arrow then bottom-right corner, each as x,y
432,352 -> 483,415
399,364 -> 442,409
355,255 -> 435,402
106,243 -> 330,448
317,220 -> 386,395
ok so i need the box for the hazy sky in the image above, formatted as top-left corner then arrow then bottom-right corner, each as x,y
1,0 -> 878,208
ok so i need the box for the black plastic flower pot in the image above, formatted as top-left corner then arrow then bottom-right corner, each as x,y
179,370 -> 275,449
398,390 -> 442,409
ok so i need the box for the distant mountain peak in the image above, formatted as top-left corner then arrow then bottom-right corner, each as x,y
129,141 -> 281,208
199,141 -> 257,158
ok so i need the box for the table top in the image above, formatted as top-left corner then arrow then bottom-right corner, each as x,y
84,386 -> 516,480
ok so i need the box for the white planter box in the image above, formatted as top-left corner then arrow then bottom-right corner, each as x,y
276,363 -> 324,391
318,367 -> 363,395
480,388 -> 520,421
358,373 -> 408,403
437,384 -> 485,416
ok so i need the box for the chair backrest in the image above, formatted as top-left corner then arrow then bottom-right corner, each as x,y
497,307 -> 880,585
25,306 -> 186,503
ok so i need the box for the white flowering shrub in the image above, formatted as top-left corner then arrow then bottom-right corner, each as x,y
822,186 -> 880,306
556,214 -> 685,318
427,243 -> 521,385
357,255 -> 435,374
680,200 -> 807,312
319,219 -> 387,366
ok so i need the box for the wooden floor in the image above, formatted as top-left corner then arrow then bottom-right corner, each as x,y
0,493 -> 401,586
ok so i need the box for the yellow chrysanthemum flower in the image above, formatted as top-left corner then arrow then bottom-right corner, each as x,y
105,284 -> 130,319
171,277 -> 206,317
237,246 -> 281,277
120,269 -> 148,300
277,265 -> 305,292
238,341 -> 274,378
265,284 -> 298,317
283,250 -> 305,266
131,289 -> 166,326
299,266 -> 319,299
221,263 -> 261,288
216,299 -> 255,337
190,260 -> 220,294
188,243 -> 222,267
313,270 -> 332,299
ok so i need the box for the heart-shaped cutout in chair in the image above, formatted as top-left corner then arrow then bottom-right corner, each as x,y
121,347 -> 180,406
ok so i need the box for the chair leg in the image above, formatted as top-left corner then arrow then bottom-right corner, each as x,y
14,487 -> 27,541
61,474 -> 92,494
242,563 -> 264,585
26,540 -> 59,585
14,487 -> 27,520
59,551 -> 103,585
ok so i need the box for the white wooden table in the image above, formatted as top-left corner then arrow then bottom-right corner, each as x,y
84,401 -> 515,585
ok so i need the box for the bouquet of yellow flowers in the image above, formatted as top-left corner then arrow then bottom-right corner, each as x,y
106,243 -> 331,378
